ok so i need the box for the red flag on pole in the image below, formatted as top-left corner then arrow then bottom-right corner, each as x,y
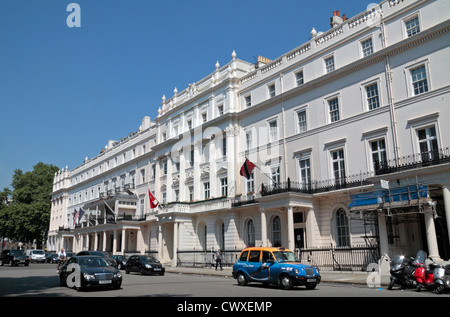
148,189 -> 159,209
240,158 -> 256,179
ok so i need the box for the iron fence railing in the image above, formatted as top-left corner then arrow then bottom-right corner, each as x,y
175,244 -> 379,271
296,244 -> 380,271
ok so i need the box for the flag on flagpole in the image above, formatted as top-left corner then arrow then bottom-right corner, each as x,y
148,189 -> 159,209
73,209 -> 79,226
240,158 -> 256,180
104,202 -> 116,224
78,207 -> 85,221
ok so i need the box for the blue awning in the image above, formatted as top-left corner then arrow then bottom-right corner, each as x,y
349,185 -> 428,208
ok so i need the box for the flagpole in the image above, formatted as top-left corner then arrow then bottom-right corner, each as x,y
147,185 -> 165,213
244,157 -> 282,188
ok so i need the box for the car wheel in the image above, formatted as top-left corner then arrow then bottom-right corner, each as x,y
10,260 -> 14,267
280,275 -> 293,290
125,269 -> 130,274
237,272 -> 247,286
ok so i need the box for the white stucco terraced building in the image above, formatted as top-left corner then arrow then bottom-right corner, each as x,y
48,0 -> 450,269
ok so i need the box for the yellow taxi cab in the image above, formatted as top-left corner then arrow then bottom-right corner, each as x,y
232,246 -> 321,290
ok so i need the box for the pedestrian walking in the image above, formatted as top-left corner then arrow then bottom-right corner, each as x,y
215,249 -> 223,271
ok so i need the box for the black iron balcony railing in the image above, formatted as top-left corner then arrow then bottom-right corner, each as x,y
261,173 -> 372,196
375,147 -> 450,175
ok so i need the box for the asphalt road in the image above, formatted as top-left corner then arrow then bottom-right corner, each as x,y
0,263 -> 447,298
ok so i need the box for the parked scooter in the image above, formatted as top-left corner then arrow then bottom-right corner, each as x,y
413,250 -> 440,292
434,264 -> 450,294
388,255 -> 416,290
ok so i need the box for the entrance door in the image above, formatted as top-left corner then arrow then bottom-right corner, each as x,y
294,211 -> 306,249
294,228 -> 305,249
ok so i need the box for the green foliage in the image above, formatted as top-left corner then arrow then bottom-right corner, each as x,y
0,162 -> 59,248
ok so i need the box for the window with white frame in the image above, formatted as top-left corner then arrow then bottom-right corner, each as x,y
202,112 -> 207,123
220,177 -> 228,197
298,157 -> 311,189
325,56 -> 335,73
218,104 -> 224,116
222,132 -> 227,157
245,131 -> 252,150
162,191 -> 166,204
335,208 -> 350,247
246,219 -> 255,247
365,83 -> 380,110
410,65 -> 429,95
246,172 -> 254,194
417,126 -> 438,160
268,84 -> 276,98
203,182 -> 210,199
140,169 -> 146,184
162,159 -> 167,175
272,216 -> 282,247
328,97 -> 340,122
188,186 -> 194,201
295,71 -> 304,86
270,165 -> 280,187
296,109 -> 307,133
190,145 -> 194,167
361,38 -> 373,57
245,95 -> 252,108
331,149 -> 346,185
370,139 -> 387,170
268,119 -> 278,142
405,15 -> 420,37
174,189 -> 179,202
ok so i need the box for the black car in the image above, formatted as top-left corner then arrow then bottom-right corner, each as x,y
125,255 -> 165,275
76,250 -> 117,267
112,255 -> 129,270
46,253 -> 58,263
0,249 -> 30,267
59,255 -> 122,291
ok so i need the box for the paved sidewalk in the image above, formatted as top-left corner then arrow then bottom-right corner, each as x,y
165,265 -> 391,287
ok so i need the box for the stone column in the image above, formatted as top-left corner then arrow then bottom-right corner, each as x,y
172,222 -> 178,267
424,203 -> 441,261
287,206 -> 295,251
113,230 -> 117,254
121,228 -> 126,254
261,208 -> 267,247
443,185 -> 450,246
377,211 -> 389,257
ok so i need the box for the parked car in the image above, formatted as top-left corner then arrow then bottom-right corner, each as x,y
0,249 -> 30,267
76,250 -> 117,267
59,255 -> 122,291
26,249 -> 46,263
46,253 -> 59,263
232,247 -> 321,290
112,255 -> 129,270
124,255 -> 165,275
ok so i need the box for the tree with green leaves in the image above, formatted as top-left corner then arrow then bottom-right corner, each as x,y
0,162 -> 59,249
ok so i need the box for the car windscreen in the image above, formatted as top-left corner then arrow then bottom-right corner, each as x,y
272,251 -> 299,263
141,256 -> 160,263
10,250 -> 25,256
33,250 -> 44,254
78,257 -> 109,267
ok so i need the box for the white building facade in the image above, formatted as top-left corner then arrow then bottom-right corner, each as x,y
48,0 -> 450,269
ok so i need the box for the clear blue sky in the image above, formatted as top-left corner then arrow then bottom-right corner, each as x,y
0,0 -> 369,190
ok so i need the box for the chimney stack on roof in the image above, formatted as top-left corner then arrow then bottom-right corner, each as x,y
330,10 -> 347,28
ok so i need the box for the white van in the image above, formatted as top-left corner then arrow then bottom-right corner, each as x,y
26,249 -> 46,263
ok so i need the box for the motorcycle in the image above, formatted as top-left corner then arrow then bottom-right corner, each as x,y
388,255 -> 416,290
434,264 -> 450,294
413,250 -> 440,292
